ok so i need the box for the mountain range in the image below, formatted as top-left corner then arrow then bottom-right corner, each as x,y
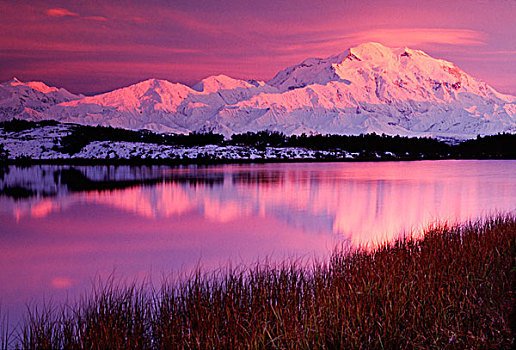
1,42 -> 515,139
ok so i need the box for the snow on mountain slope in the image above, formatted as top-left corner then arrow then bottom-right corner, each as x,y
47,76 -> 276,133
216,42 -> 516,137
1,42 -> 515,139
193,74 -> 257,93
48,79 -> 196,133
269,42 -> 513,102
268,49 -> 353,92
0,77 -> 80,121
190,74 -> 277,105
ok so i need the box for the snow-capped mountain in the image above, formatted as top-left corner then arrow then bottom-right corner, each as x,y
47,75 -> 276,134
2,43 -> 515,138
0,77 -> 80,121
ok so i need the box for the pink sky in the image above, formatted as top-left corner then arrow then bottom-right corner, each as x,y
1,0 -> 515,95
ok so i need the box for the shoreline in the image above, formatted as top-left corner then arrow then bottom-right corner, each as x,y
3,154 -> 516,166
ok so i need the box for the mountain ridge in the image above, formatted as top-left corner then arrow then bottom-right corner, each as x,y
1,42 -> 515,139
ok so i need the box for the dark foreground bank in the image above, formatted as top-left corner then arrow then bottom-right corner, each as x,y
2,215 -> 515,349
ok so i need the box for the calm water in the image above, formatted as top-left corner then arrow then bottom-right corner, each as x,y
1,160 -> 516,323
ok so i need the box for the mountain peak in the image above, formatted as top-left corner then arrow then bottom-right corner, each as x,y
348,42 -> 395,61
138,78 -> 172,87
351,41 -> 389,52
6,77 -> 59,93
112,78 -> 192,94
347,42 -> 430,59
269,42 -> 407,91
268,42 -> 473,93
192,74 -> 256,93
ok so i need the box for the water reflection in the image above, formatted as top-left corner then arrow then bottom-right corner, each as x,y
1,161 -> 515,324
2,162 -> 516,242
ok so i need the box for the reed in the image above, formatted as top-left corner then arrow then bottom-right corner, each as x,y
0,307 -> 11,350
3,215 -> 515,349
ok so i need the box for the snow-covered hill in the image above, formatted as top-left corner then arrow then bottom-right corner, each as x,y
0,77 -> 80,121
2,43 -> 515,139
47,76 -> 277,135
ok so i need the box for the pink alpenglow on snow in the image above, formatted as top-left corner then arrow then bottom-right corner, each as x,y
1,43 -> 515,139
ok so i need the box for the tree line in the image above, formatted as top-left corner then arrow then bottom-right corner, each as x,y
1,119 -> 515,158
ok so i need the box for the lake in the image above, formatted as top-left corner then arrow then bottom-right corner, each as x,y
1,160 -> 516,325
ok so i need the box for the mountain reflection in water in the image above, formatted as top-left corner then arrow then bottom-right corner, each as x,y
2,161 -> 516,244
1,161 -> 515,325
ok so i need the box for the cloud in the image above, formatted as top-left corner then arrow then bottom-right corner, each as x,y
477,50 -> 516,55
349,28 -> 487,47
245,27 -> 488,63
273,28 -> 488,56
46,8 -> 107,22
85,16 -> 108,22
161,8 -> 222,34
128,16 -> 152,24
46,8 -> 79,17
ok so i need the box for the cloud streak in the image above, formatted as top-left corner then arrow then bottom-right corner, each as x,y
84,16 -> 108,22
46,7 -> 107,22
46,8 -> 79,17
349,28 -> 487,47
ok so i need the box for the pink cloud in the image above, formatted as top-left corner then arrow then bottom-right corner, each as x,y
46,8 -> 79,18
349,28 -> 487,47
160,8 -> 222,34
85,16 -> 108,22
129,16 -> 153,24
46,8 -> 107,22
0,35 -> 200,55
276,29 -> 486,55
477,50 -> 516,56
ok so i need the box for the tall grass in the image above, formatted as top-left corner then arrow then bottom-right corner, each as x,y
3,215 -> 515,349
1,307 -> 11,350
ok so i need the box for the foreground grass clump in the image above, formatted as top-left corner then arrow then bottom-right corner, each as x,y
5,216 -> 515,349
